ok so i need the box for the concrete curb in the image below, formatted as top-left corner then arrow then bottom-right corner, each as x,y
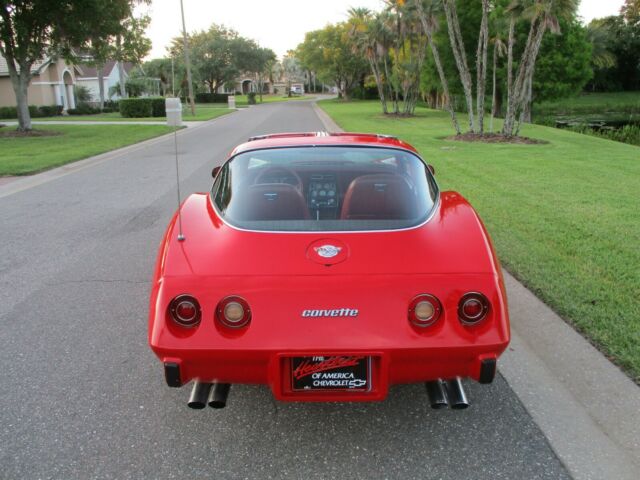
502,272 -> 639,479
312,100 -> 640,480
0,110 -> 239,200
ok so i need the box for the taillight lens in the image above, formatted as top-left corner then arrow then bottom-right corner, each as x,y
168,295 -> 201,327
408,294 -> 442,328
216,296 -> 251,328
458,292 -> 489,324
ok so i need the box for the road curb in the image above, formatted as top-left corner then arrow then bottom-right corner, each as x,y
0,110 -> 239,200
312,100 -> 640,480
501,271 -> 639,480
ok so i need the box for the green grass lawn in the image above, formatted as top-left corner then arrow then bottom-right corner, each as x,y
319,99 -> 640,382
534,91 -> 640,116
0,124 -> 174,175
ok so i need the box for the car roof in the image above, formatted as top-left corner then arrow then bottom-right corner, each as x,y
230,132 -> 419,156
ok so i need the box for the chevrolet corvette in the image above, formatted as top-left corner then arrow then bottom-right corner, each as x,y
148,132 -> 510,409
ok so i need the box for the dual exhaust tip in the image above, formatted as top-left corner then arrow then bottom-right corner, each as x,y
425,377 -> 470,410
188,378 -> 468,409
187,382 -> 231,409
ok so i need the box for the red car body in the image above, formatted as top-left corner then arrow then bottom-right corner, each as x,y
148,133 -> 510,406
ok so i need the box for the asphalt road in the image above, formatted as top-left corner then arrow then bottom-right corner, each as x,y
0,101 -> 570,480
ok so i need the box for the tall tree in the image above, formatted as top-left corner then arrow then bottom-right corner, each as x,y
347,7 -> 390,114
475,0 -> 490,133
443,0 -> 476,131
489,27 -> 507,132
502,0 -> 580,136
0,0 -> 133,131
414,0 -> 461,133
295,23 -> 368,100
113,13 -> 151,98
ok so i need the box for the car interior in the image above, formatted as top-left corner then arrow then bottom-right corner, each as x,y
227,164 -> 422,222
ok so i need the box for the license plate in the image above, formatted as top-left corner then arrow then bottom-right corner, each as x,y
291,355 -> 371,391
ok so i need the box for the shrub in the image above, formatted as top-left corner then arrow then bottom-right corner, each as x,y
247,92 -> 257,105
29,105 -> 43,117
74,85 -> 92,103
119,97 -> 166,117
0,106 -> 17,119
101,107 -> 114,113
195,92 -> 230,103
150,97 -> 166,117
38,105 -> 63,117
119,98 -> 153,117
104,100 -> 119,111
66,103 -> 100,115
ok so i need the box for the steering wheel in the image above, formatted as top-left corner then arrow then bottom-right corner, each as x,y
254,166 -> 303,193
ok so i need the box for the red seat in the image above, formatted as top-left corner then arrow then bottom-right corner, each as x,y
230,183 -> 310,221
340,174 -> 417,220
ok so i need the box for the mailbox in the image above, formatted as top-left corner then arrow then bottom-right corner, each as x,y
228,95 -> 236,109
165,97 -> 182,127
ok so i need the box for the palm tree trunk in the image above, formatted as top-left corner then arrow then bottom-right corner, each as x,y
512,19 -> 546,131
369,57 -> 387,114
423,28 -> 461,135
490,42 -> 498,133
503,17 -> 541,136
503,16 -> 517,136
416,5 -> 461,134
476,0 -> 490,134
443,0 -> 475,132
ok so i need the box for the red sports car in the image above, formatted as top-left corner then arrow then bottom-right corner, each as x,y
148,132 -> 510,410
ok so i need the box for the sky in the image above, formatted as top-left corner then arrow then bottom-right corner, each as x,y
143,0 -> 626,60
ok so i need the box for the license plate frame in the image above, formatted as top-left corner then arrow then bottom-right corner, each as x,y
290,355 -> 371,392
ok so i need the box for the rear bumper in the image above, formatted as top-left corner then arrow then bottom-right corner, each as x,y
157,345 -> 504,402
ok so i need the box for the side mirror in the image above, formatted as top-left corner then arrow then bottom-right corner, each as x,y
211,166 -> 221,178
427,164 -> 435,175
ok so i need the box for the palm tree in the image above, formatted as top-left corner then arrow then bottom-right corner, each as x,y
383,0 -> 427,116
489,34 -> 507,133
347,7 -> 389,114
502,0 -> 579,136
476,0 -> 491,134
586,19 -> 616,70
442,0 -> 476,132
414,0 -> 461,134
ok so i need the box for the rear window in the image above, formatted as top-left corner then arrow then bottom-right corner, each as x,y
212,146 -> 438,232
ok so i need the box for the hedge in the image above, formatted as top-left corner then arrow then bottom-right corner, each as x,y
195,92 -> 230,103
119,97 -> 166,118
0,105 -> 63,119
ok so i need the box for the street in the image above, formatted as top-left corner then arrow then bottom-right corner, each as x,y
0,101 -> 569,479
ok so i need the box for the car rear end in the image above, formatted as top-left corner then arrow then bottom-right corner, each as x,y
148,136 -> 510,408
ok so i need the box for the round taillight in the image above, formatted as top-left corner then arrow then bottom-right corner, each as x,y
458,292 -> 489,324
216,296 -> 251,328
169,295 -> 201,327
408,294 -> 442,328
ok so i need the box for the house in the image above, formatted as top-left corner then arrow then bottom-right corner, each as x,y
75,61 -> 135,102
0,55 -> 80,110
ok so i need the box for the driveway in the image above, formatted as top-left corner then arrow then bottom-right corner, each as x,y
0,100 -> 574,479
